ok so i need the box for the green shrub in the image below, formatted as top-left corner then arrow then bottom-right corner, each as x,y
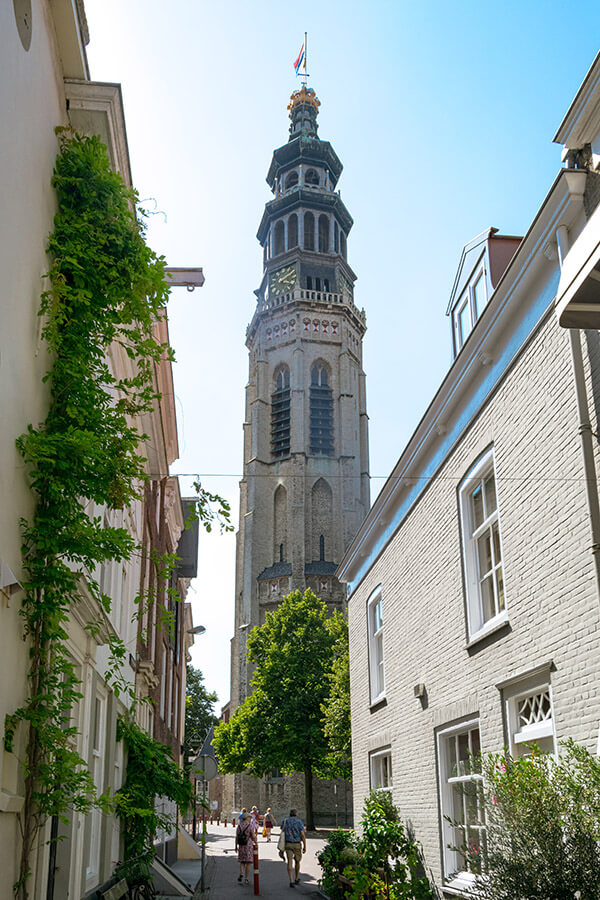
452,740 -> 600,900
317,792 -> 433,899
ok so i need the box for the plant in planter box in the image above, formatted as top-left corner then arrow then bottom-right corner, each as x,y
317,828 -> 358,899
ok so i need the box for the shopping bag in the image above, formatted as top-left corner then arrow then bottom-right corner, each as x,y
262,826 -> 267,837
277,828 -> 286,852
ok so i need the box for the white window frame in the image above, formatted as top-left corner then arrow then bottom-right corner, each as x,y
453,264 -> 488,353
86,686 -> 107,887
503,672 -> 556,758
437,718 -> 485,890
367,585 -> 385,705
369,746 -> 392,791
459,449 -> 507,642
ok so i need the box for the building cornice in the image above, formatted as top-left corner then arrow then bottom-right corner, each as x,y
337,168 -> 587,593
257,188 -> 354,243
64,80 -> 132,187
266,136 -> 343,188
554,52 -> 600,148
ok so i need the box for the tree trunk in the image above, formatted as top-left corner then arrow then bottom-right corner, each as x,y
304,763 -> 314,831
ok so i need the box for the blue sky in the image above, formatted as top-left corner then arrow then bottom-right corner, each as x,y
84,0 -> 600,706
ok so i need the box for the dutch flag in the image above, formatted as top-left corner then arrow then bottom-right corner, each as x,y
294,41 -> 306,76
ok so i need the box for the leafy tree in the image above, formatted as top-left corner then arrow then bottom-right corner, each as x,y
213,589 -> 346,829
453,740 -> 600,900
322,643 -> 352,780
183,665 -> 218,764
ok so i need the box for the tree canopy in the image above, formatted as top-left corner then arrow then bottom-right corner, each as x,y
184,665 -> 218,764
213,589 -> 348,829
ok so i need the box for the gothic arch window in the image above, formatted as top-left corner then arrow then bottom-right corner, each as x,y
334,221 -> 339,253
340,230 -> 347,260
304,212 -> 315,251
285,171 -> 298,190
273,484 -> 288,563
318,215 -> 330,253
271,367 -> 290,458
305,168 -> 320,186
287,213 -> 298,249
311,479 -> 333,560
274,220 -> 285,257
310,364 -> 334,456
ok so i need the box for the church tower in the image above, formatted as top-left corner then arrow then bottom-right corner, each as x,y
227,87 -> 369,824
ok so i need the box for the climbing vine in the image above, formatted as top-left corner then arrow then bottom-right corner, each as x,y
5,128 -> 229,897
115,717 -> 193,863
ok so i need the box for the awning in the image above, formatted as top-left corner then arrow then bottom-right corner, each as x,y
556,202 -> 600,328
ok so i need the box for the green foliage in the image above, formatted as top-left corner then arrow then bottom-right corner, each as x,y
322,643 -> 352,780
6,129 -> 229,897
318,792 -> 433,900
115,718 -> 193,860
456,740 -> 600,900
316,829 -> 358,899
212,589 -> 347,826
183,665 -> 218,765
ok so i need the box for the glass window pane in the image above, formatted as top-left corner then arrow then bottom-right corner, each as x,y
470,727 -> 481,759
484,472 -> 497,516
492,522 -> 502,565
464,781 -> 479,824
471,483 -> 484,531
480,575 -> 495,623
458,301 -> 471,346
458,733 -> 470,773
477,532 -> 492,576
452,784 -> 465,823
473,275 -> 487,319
496,566 -> 505,611
446,735 -> 457,780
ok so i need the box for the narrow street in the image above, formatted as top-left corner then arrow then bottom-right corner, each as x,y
201,822 -> 327,898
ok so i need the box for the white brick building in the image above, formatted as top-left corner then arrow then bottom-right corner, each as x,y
338,52 -> 600,896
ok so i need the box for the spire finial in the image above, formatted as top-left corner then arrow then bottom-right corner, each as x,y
287,87 -> 320,140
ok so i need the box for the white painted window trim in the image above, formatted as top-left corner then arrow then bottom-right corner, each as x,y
369,746 -> 393,791
453,263 -> 488,353
503,673 -> 557,757
459,448 -> 508,642
86,684 -> 107,888
367,585 -> 385,705
436,718 -> 484,888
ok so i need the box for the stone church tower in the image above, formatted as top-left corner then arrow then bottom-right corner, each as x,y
226,86 -> 369,825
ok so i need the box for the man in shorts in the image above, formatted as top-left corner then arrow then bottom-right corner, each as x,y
280,808 -> 306,887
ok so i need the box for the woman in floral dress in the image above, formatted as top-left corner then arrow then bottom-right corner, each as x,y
236,812 -> 256,884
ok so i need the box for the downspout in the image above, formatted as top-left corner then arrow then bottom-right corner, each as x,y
557,225 -> 600,596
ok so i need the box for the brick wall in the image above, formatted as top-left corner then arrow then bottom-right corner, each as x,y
348,310 -> 600,890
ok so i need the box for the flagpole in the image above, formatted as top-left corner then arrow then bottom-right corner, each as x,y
304,31 -> 308,87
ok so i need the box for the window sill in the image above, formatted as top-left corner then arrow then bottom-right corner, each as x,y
443,872 -> 479,896
369,695 -> 387,713
466,612 -> 509,650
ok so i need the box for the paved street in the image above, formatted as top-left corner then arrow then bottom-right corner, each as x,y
200,822 -> 327,898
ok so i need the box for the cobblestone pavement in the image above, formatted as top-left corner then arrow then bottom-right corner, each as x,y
199,822 -> 327,898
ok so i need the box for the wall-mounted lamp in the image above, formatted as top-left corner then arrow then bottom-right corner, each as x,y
187,625 -> 207,636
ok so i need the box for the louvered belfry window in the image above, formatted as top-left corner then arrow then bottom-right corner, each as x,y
310,364 -> 334,455
271,368 -> 291,458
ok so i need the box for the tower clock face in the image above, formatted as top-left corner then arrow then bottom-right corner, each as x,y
269,264 -> 296,297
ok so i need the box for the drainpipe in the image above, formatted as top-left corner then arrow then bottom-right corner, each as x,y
557,225 -> 600,595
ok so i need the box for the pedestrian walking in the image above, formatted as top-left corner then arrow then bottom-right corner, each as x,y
250,805 -> 260,831
238,806 -> 247,822
263,807 -> 277,841
280,808 -> 306,888
235,812 -> 256,885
